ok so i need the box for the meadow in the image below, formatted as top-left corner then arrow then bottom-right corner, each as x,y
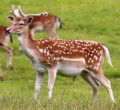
0,0 -> 120,110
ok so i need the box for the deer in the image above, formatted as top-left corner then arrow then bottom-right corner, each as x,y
0,26 -> 13,70
7,5 -> 115,102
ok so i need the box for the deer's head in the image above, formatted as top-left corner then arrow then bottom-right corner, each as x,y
7,5 -> 48,35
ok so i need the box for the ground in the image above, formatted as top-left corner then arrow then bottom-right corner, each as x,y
0,0 -> 120,110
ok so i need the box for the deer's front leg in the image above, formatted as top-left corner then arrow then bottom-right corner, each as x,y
6,50 -> 13,69
1,44 -> 13,69
34,72 -> 44,100
47,66 -> 57,99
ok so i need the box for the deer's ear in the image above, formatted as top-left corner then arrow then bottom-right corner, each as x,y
8,16 -> 14,22
26,17 -> 33,25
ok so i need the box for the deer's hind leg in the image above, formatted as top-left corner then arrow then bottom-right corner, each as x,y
90,69 -> 114,103
81,71 -> 100,100
0,44 -> 13,69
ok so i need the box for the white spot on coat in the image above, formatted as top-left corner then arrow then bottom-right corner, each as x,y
47,51 -> 49,56
39,49 -> 43,53
93,66 -> 96,70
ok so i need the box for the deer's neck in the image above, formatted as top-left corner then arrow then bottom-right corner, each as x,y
18,27 -> 34,47
18,28 -> 37,58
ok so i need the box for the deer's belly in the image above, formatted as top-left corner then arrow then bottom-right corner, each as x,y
57,62 -> 84,77
34,26 -> 44,32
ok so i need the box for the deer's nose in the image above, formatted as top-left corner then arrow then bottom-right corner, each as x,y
6,28 -> 11,33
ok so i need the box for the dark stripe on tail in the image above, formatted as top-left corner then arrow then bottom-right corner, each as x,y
57,17 -> 62,29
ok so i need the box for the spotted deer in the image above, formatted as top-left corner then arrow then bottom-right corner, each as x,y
0,26 -> 13,70
7,5 -> 114,102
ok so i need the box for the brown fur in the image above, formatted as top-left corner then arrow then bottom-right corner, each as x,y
30,14 -> 57,28
0,26 -> 13,69
29,14 -> 60,38
0,26 -> 7,44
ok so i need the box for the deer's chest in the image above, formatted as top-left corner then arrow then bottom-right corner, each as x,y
18,35 -> 47,73
31,60 -> 47,73
18,35 -> 36,58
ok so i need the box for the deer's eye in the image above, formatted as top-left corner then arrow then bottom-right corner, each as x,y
19,23 -> 24,26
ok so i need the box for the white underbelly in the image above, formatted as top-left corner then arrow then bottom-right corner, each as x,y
57,62 -> 84,77
34,26 -> 44,32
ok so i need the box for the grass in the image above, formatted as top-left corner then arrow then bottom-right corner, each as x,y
0,0 -> 120,109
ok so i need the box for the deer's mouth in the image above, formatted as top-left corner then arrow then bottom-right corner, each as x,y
10,30 -> 23,35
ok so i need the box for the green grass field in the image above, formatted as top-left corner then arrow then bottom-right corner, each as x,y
0,0 -> 120,110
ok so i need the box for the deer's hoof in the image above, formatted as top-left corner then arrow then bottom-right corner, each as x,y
10,66 -> 14,69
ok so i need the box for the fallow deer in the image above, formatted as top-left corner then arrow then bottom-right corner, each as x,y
0,26 -> 13,69
7,5 -> 114,102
